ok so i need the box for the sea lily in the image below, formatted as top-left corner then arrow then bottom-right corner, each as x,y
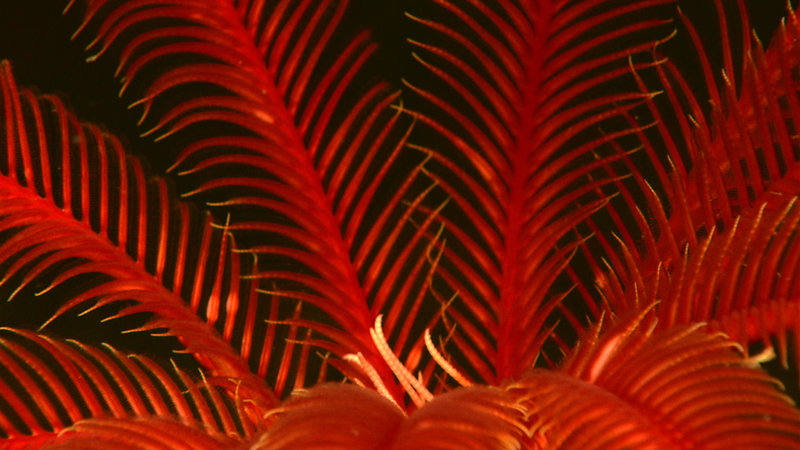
0,0 -> 799,448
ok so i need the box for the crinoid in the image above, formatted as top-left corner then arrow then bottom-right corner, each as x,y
0,1 -> 799,448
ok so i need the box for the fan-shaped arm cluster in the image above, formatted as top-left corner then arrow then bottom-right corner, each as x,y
66,0 -> 445,404
0,60 -> 274,395
0,328 -> 258,446
244,307 -> 800,448
582,0 -> 800,390
402,0 -> 675,383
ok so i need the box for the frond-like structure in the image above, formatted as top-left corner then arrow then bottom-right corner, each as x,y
69,0 -> 437,404
44,417 -> 241,450
586,0 -> 800,384
0,59 -> 276,388
253,384 -> 406,449
245,308 -> 800,448
0,328 -> 256,446
402,0 -> 674,383
509,309 -> 800,448
256,373 -> 526,448
0,59 -> 280,440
